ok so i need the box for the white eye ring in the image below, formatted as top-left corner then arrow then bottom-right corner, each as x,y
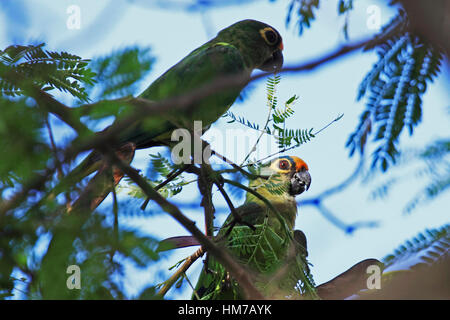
260,27 -> 278,45
265,30 -> 277,44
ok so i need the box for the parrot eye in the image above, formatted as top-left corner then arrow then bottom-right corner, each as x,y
278,160 -> 290,170
265,30 -> 277,44
260,28 -> 278,45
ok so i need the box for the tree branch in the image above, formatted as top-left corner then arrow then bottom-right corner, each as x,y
155,247 -> 204,299
105,150 -> 264,299
299,157 -> 379,233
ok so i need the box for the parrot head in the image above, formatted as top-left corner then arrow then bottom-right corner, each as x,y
216,19 -> 284,72
258,155 -> 311,196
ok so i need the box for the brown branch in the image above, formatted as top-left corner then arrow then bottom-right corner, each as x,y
157,235 -> 205,250
210,148 -> 257,180
36,143 -> 135,298
106,149 -> 264,300
0,167 -> 57,216
215,181 -> 256,237
398,0 -> 450,57
223,178 -> 290,236
155,247 -> 205,299
45,116 -> 72,207
68,142 -> 136,212
140,164 -> 191,211
316,258 -> 383,300
44,117 -> 63,177
198,163 -> 215,237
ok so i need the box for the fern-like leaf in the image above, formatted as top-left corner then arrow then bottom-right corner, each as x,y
286,0 -> 320,35
0,43 -> 95,102
383,225 -> 450,271
348,10 -> 443,172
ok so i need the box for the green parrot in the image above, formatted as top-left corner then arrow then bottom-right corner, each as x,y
192,156 -> 316,300
70,19 -> 284,180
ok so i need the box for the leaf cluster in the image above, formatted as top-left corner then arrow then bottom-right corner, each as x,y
347,11 -> 444,172
224,75 -> 316,155
200,218 -> 317,299
383,224 -> 449,270
86,46 -> 154,101
0,43 -> 95,101
0,43 -> 162,299
368,138 -> 450,213
286,0 -> 320,35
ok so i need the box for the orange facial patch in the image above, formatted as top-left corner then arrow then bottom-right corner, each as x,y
290,156 -> 309,172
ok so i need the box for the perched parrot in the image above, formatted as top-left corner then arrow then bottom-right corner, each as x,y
193,156 -> 316,300
70,19 -> 284,180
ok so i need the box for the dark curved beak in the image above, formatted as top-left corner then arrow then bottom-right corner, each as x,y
289,170 -> 311,196
259,49 -> 283,72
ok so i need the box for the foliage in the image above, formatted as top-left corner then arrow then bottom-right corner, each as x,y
123,153 -> 188,201
0,0 -> 447,301
0,43 -> 95,102
368,138 -> 450,213
76,45 -> 154,122
85,46 -> 154,101
285,0 -> 320,35
346,10 -> 444,172
284,0 -> 353,37
337,0 -> 353,39
224,75 -> 316,155
283,1 -> 445,176
383,224 -> 449,270
200,218 -> 317,299
0,43 -> 161,299
0,97 -> 51,188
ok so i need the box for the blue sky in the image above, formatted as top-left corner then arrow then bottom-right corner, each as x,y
2,0 -> 449,299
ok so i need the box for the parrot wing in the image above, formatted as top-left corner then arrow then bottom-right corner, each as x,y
120,42 -> 248,149
63,43 -> 248,188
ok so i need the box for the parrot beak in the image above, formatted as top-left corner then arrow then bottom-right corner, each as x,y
259,48 -> 283,72
289,169 -> 311,196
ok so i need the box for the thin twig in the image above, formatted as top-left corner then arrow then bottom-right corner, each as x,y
198,164 -> 215,236
44,116 -> 63,178
112,177 -> 119,241
240,74 -> 278,166
156,247 -> 205,299
106,150 -> 264,299
140,164 -> 191,210
215,181 -> 256,234
246,113 -> 345,166
210,149 -> 256,179
45,116 -> 72,207
223,178 -> 292,242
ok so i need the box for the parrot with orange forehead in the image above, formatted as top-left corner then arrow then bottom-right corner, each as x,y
192,156 -> 317,300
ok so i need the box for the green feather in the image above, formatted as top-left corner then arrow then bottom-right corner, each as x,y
122,42 -> 248,148
67,19 -> 283,183
193,160 -> 317,300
